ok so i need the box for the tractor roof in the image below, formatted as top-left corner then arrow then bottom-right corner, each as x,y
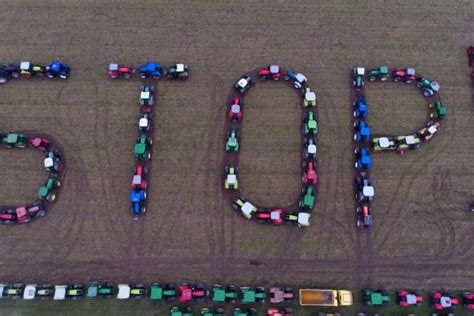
237,78 -> 249,88
6,134 -> 18,143
117,284 -> 131,299
23,285 -> 37,300
427,125 -> 438,135
141,91 -> 150,99
380,66 -> 389,73
150,286 -> 163,299
269,65 -> 279,73
405,294 -> 417,305
406,68 -> 415,75
363,186 -> 375,197
430,81 -> 440,91
227,174 -> 237,184
109,63 -> 118,71
38,187 -> 49,197
305,91 -> 316,102
20,61 -> 31,70
53,285 -> 67,300
378,137 -> 390,148
308,144 -> 316,154
176,64 -> 185,72
356,67 -> 365,75
87,285 -> 98,298
270,211 -> 281,220
241,202 -> 256,217
404,135 -> 418,144
132,175 -> 142,185
44,157 -> 54,168
360,126 -> 370,137
134,143 -> 146,154
231,104 -> 240,113
298,213 -> 310,226
139,117 -> 149,128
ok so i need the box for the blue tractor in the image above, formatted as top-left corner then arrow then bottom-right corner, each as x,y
286,70 -> 307,89
130,189 -> 146,215
353,95 -> 368,119
46,61 -> 70,79
138,62 -> 162,79
353,120 -> 371,142
354,146 -> 372,171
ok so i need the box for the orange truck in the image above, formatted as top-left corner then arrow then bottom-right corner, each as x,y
299,289 -> 353,307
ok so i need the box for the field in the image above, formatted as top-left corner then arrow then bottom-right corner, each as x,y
0,0 -> 473,315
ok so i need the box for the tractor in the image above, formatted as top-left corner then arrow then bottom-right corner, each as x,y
397,290 -> 423,307
232,196 -> 257,219
178,283 -> 207,302
299,184 -> 315,210
240,286 -> 267,303
28,136 -> 50,151
46,61 -> 70,79
2,133 -> 28,148
352,67 -> 365,89
131,164 -> 147,190
367,66 -> 389,81
26,202 -> 46,219
201,307 -> 225,316
44,149 -> 63,174
225,128 -> 239,152
286,70 -> 307,89
417,121 -> 440,141
353,119 -> 371,142
149,283 -> 163,300
139,84 -> 155,107
302,111 -> 317,135
462,292 -> 474,310
353,95 -> 368,119
355,175 -> 374,203
5,64 -> 20,78
372,136 -> 397,151
162,283 -> 178,302
233,308 -> 258,316
38,177 -> 61,201
234,74 -> 253,94
36,284 -> 54,300
269,287 -> 295,303
12,206 -> 32,224
108,64 -> 135,79
431,291 -> 459,310
267,307 -> 292,316
211,284 -> 238,303
356,204 -> 372,229
0,65 -> 8,84
354,147 -> 372,171
130,189 -> 146,215
138,113 -> 152,132
228,97 -> 243,121
258,64 -> 281,81
429,101 -> 447,121
138,62 -> 162,79
256,208 -> 283,225
302,161 -> 317,185
392,68 -> 416,84
134,135 -> 152,160
170,306 -> 193,316
166,64 -> 189,80
2,283 -> 24,299
66,284 -> 84,300
303,137 -> 317,160
128,284 -> 145,299
20,61 -> 46,78
0,209 -> 17,224
303,87 -> 316,107
224,165 -> 239,190
362,289 -> 390,306
86,282 -> 114,299
417,77 -> 440,97
396,135 -> 421,153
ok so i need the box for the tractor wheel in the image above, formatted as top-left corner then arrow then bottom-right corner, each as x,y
353,134 -> 359,141
147,152 -> 151,160
123,73 -> 131,79
405,79 -> 413,84
381,77 -> 388,82
356,207 -> 361,213
355,162 -> 359,169
56,180 -> 61,187
143,191 -> 147,199
369,77 -> 375,82
231,203 -> 239,211
392,77 -> 401,82
353,120 -> 359,128
354,148 -> 360,155
353,110 -> 357,117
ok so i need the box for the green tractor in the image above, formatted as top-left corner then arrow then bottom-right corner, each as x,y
430,101 -> 447,121
352,67 -> 365,89
368,66 -> 389,81
170,306 -> 193,316
240,286 -> 266,303
134,135 -> 152,161
38,177 -> 61,201
303,87 -> 317,107
303,111 -> 317,135
149,283 -> 163,300
417,77 -> 440,97
212,284 -> 238,303
86,282 -> 114,299
2,133 -> 28,148
166,64 -> 189,80
233,308 -> 257,316
225,128 -> 239,152
299,184 -> 315,210
362,289 -> 390,306
201,307 -> 225,316
66,284 -> 84,300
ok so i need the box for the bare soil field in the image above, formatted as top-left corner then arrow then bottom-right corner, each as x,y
0,0 -> 472,313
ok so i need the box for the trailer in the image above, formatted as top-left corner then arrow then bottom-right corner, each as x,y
299,289 -> 353,306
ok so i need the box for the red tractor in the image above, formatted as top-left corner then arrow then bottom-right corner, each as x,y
256,209 -> 283,225
431,291 -> 459,310
258,65 -> 281,81
462,292 -> 474,309
28,137 -> 50,152
269,287 -> 294,303
228,97 -> 242,121
302,161 -> 317,184
267,307 -> 292,316
178,283 -> 207,302
392,68 -> 416,84
108,64 -> 135,79
397,290 -> 423,306
131,165 -> 147,190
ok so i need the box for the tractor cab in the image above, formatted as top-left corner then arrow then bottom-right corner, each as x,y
23,284 -> 37,300
117,284 -> 131,299
15,207 -> 30,223
234,75 -> 252,94
150,283 -> 163,300
303,87 -> 316,107
53,285 -> 67,300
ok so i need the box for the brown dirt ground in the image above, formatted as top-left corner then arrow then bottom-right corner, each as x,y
0,0 -> 472,294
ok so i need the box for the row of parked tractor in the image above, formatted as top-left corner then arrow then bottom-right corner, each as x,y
0,132 -> 63,224
350,66 -> 447,229
223,65 -> 317,228
108,62 -> 190,218
0,60 -> 70,83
